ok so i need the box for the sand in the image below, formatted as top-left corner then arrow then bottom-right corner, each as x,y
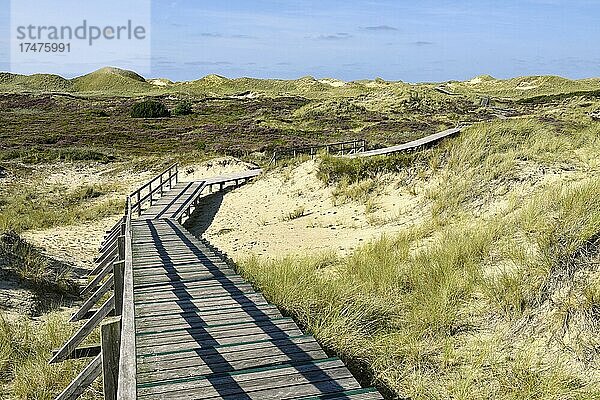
22,216 -> 119,272
189,159 -> 424,260
18,157 -> 257,271
18,156 -> 421,274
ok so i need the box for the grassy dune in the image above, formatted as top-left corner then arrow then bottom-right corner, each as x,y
239,117 -> 600,399
0,313 -> 102,399
448,75 -> 600,101
3,67 -> 600,102
2,68 -> 600,399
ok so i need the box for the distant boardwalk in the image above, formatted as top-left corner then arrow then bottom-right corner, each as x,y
53,166 -> 383,400
346,127 -> 463,158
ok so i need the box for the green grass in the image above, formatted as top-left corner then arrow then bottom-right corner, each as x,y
0,231 -> 75,292
318,152 -> 425,184
282,206 -> 306,221
0,147 -> 115,164
449,75 -> 600,101
0,312 -> 102,399
0,181 -> 124,232
238,115 -> 600,399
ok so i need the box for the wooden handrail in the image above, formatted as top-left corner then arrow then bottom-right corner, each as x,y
129,163 -> 178,216
270,139 -> 366,165
116,197 -> 136,398
277,139 -> 366,155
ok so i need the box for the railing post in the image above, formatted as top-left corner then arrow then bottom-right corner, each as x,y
101,317 -> 121,400
118,235 -> 125,261
136,191 -> 141,216
160,174 -> 164,196
113,261 -> 124,317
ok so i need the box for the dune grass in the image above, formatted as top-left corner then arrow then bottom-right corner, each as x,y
0,312 -> 102,399
0,231 -> 75,293
239,117 -> 600,399
0,181 -> 124,232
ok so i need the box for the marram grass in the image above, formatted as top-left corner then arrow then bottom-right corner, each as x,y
239,118 -> 600,399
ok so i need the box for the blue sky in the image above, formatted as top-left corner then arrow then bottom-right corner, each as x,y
1,0 -> 600,81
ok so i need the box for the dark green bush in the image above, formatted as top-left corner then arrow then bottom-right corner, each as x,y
173,101 -> 193,116
131,100 -> 170,118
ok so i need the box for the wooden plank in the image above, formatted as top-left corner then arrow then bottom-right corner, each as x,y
134,289 -> 259,307
51,345 -> 101,360
135,320 -> 303,354
134,300 -> 275,319
132,269 -> 237,288
55,354 -> 102,400
295,388 -> 384,399
50,295 -> 115,364
113,261 -> 125,316
136,337 -> 326,381
101,317 -> 122,400
134,283 -> 255,300
94,240 -> 118,264
116,206 -> 137,400
89,252 -> 117,277
81,258 -> 115,297
135,308 -> 283,334
137,335 -> 315,364
133,283 -> 255,303
133,275 -> 246,294
133,293 -> 268,315
70,275 -> 114,322
133,271 -> 238,287
136,358 -> 358,399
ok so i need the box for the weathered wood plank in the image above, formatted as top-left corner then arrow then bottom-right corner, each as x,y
101,317 -> 122,400
136,337 -> 326,381
50,296 -> 115,364
116,204 -> 137,400
70,275 -> 114,322
137,358 -> 357,399
348,127 -> 463,158
55,354 -> 102,400
82,258 -> 115,297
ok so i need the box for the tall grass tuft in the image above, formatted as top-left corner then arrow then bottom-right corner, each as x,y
0,313 -> 102,399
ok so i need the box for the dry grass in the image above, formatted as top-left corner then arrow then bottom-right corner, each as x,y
0,312 -> 102,399
239,115 -> 600,399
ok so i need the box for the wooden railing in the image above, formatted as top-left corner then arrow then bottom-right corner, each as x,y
129,164 -> 178,216
269,139 -> 366,165
52,166 -> 263,400
172,169 -> 263,224
116,197 -> 136,399
53,206 -> 129,400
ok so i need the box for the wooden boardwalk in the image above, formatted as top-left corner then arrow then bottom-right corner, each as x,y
346,127 -> 463,158
54,166 -> 382,399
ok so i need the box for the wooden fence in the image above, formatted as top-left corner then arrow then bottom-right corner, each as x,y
269,139 -> 366,165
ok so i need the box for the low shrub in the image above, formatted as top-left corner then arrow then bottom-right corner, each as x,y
173,101 -> 193,116
130,100 -> 170,118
